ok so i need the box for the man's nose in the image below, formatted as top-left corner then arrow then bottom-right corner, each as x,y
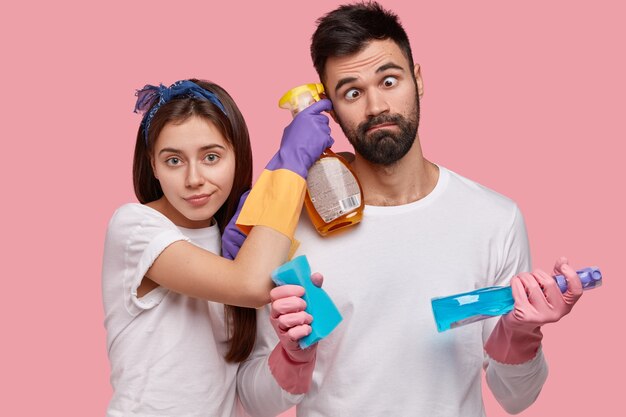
365,89 -> 390,118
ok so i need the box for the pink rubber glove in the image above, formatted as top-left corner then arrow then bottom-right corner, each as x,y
268,273 -> 323,394
484,257 -> 583,364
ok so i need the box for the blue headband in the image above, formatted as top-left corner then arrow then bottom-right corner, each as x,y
134,80 -> 228,144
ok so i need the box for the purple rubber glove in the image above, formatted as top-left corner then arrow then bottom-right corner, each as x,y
268,273 -> 324,394
485,257 -> 583,364
221,190 -> 250,260
266,99 -> 334,178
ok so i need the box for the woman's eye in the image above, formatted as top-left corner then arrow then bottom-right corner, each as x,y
383,76 -> 398,88
204,154 -> 220,163
344,88 -> 361,101
166,157 -> 181,166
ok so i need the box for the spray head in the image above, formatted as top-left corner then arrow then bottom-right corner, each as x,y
279,83 -> 325,117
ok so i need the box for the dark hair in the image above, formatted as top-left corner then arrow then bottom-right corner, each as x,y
311,1 -> 415,81
131,79 -> 256,363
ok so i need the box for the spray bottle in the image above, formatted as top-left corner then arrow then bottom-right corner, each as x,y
279,83 -> 364,236
431,266 -> 602,332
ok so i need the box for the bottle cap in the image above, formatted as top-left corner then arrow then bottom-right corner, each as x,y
554,266 -> 602,292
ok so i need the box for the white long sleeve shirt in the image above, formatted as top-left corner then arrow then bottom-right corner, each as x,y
238,166 -> 548,417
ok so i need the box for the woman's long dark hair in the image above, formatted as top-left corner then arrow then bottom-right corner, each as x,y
132,79 -> 256,363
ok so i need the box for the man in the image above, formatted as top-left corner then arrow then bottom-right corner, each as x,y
233,2 -> 582,416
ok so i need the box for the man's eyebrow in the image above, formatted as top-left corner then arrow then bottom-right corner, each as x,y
333,63 -> 406,93
376,63 -> 404,73
334,76 -> 358,94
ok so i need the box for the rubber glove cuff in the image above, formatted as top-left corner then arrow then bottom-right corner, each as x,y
235,170 -> 306,239
485,315 -> 543,364
269,344 -> 317,394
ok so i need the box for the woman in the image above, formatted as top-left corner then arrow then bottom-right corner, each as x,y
102,79 -> 333,416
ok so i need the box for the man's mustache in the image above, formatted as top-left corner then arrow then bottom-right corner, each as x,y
358,114 -> 404,135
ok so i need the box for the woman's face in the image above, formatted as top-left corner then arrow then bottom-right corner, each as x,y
151,116 -> 236,228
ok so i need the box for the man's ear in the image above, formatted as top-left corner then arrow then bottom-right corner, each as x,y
414,63 -> 424,99
328,108 -> 338,124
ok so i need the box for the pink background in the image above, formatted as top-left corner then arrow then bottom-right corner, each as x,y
2,0 -> 624,415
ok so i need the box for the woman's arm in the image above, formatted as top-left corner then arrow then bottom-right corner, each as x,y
146,225 -> 289,308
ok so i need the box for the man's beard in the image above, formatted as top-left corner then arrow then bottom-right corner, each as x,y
338,98 -> 419,166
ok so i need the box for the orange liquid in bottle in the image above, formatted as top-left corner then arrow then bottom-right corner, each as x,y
304,149 -> 363,235
279,83 -> 364,236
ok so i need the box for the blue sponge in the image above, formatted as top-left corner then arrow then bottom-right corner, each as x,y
271,255 -> 343,348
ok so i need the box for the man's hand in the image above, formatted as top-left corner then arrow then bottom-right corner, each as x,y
485,257 -> 583,364
268,273 -> 324,394
505,257 -> 582,329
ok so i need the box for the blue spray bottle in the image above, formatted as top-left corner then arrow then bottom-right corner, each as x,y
272,255 -> 343,348
431,266 -> 602,332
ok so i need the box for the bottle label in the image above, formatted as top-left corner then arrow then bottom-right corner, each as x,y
307,158 -> 361,223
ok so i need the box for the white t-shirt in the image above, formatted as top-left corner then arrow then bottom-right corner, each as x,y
102,203 -> 242,417
238,166 -> 548,417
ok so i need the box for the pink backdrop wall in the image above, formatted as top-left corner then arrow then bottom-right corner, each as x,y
1,0 -> 623,415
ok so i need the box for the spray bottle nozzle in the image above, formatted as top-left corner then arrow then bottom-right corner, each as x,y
279,83 -> 325,117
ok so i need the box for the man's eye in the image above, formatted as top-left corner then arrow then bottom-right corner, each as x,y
344,89 -> 361,101
383,76 -> 398,88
